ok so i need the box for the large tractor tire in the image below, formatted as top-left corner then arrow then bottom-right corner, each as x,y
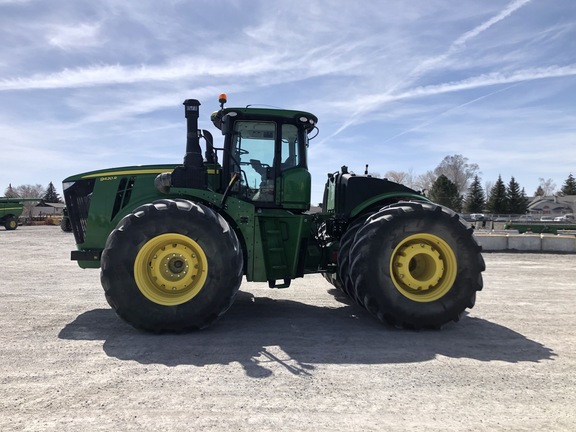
4,216 -> 18,230
336,213 -> 375,300
101,199 -> 244,332
347,201 -> 484,329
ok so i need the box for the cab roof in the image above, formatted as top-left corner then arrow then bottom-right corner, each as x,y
210,107 -> 318,132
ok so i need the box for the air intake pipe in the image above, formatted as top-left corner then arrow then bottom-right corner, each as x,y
155,98 -> 207,193
183,99 -> 203,169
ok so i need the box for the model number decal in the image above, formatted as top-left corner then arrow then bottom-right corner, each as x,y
100,176 -> 118,181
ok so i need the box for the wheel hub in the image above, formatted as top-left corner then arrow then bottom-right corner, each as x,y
168,256 -> 186,274
134,234 -> 208,305
390,233 -> 457,302
393,243 -> 444,290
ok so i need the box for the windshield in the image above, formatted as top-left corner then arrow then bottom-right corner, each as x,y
233,121 -> 276,192
230,120 -> 305,202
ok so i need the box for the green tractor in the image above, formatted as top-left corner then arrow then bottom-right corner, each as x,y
63,94 -> 484,332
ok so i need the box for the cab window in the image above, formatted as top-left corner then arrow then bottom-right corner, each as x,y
281,124 -> 300,170
232,121 -> 276,201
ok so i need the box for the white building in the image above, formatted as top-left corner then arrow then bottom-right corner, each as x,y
528,195 -> 576,216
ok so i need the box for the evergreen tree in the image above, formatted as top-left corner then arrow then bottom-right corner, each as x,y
506,177 -> 528,214
534,185 -> 545,197
43,182 -> 61,203
520,187 -> 529,210
464,175 -> 485,213
486,175 -> 507,214
429,174 -> 462,212
561,173 -> 576,195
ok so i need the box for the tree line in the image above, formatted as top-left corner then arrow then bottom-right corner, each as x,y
3,182 -> 62,203
5,162 -> 576,216
3,182 -> 63,219
383,155 -> 576,214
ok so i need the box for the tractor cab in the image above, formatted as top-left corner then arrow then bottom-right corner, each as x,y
211,95 -> 318,211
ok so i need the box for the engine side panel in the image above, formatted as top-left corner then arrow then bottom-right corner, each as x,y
324,173 -> 426,217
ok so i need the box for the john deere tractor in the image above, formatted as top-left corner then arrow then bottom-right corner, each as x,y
63,94 -> 484,332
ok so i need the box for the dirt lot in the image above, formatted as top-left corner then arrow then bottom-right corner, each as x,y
1,226 -> 575,431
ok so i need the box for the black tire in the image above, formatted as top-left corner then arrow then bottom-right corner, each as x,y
60,216 -> 72,232
337,212 -> 375,300
348,201 -> 485,329
4,216 -> 18,230
101,199 -> 244,332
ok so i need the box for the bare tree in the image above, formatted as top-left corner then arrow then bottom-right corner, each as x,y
414,170 -> 437,194
537,178 -> 556,196
406,168 -> 416,189
3,184 -> 18,198
484,180 -> 494,201
434,154 -> 480,196
384,170 -> 409,185
11,184 -> 46,219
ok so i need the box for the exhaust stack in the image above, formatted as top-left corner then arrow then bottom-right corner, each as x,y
156,98 -> 207,192
183,99 -> 203,169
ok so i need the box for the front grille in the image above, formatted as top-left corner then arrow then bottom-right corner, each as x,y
64,179 -> 95,245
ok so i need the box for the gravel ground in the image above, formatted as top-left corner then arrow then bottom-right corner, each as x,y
1,225 -> 575,431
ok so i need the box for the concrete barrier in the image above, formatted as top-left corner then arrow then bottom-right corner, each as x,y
473,232 -> 576,254
473,235 -> 508,251
507,235 -> 543,252
542,235 -> 576,253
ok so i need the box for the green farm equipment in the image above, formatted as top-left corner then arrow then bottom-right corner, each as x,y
504,220 -> 576,234
63,95 -> 485,332
0,197 -> 40,230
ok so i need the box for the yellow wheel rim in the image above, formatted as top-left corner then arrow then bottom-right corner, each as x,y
390,233 -> 457,302
134,233 -> 208,306
8,219 -> 17,229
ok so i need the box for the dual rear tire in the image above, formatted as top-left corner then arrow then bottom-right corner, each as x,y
336,202 -> 485,329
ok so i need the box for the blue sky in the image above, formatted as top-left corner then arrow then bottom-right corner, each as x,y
1,0 -> 575,204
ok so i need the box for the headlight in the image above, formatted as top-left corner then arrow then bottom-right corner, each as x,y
62,181 -> 75,191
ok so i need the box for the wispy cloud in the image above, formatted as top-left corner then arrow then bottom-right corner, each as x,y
405,0 -> 534,83
325,0 -> 535,139
0,59 -> 242,91
323,62 -> 576,145
0,0 -> 574,199
395,65 -> 576,100
378,82 -> 526,145
47,23 -> 103,50
0,38 -> 362,92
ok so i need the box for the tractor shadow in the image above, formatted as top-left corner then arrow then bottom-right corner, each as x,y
59,290 -> 555,377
